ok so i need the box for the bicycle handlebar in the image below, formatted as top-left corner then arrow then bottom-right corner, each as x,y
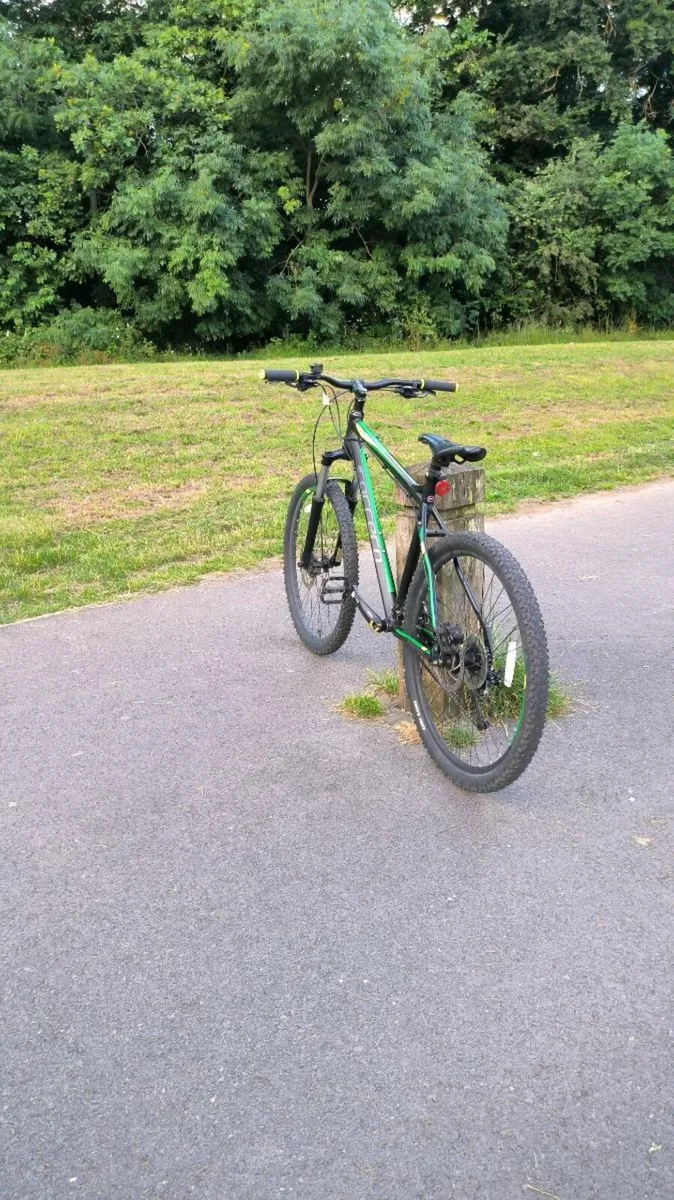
421,378 -> 458,393
260,368 -> 300,383
259,368 -> 458,394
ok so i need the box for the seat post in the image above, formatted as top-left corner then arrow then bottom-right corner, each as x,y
424,459 -> 442,500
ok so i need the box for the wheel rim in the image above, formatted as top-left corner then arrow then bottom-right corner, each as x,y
292,488 -> 344,641
415,551 -> 527,772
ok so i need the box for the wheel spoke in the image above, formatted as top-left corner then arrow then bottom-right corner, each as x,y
415,550 -> 529,771
286,480 -> 357,653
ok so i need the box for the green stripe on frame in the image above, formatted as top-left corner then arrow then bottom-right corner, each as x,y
355,421 -> 418,491
357,443 -> 395,595
394,628 -> 430,654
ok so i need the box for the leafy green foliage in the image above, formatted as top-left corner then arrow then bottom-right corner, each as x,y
0,0 -> 673,352
0,306 -> 154,365
506,124 -> 674,325
410,1 -> 674,168
0,1 -> 152,61
58,52 -> 282,339
229,0 -> 505,338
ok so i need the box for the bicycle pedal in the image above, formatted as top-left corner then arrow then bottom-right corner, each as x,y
321,576 -> 347,604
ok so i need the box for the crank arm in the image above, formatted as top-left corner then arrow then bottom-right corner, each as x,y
351,587 -> 388,633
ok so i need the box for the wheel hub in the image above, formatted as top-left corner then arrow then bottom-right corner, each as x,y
430,623 -> 465,690
429,628 -> 491,695
299,554 -> 333,587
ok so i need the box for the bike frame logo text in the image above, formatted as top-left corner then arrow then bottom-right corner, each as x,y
355,459 -> 384,565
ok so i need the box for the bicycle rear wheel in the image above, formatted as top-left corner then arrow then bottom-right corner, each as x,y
403,531 -> 549,791
284,474 -> 358,655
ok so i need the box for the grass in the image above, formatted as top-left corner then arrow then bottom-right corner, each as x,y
244,323 -> 674,360
1,339 -> 673,623
338,693 -> 384,720
338,667 -> 573,743
444,724 -> 480,750
4,323 -> 670,372
474,660 -> 573,724
546,676 -> 573,719
337,669 -> 398,723
366,667 -> 400,697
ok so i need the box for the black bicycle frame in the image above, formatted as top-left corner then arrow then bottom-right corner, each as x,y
302,400 -> 444,655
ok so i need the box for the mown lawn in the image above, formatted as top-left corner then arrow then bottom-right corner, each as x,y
1,341 -> 673,623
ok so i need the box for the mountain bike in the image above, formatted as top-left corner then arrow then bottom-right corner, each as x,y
261,362 -> 549,792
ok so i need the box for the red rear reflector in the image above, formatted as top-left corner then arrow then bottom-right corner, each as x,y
435,479 -> 450,496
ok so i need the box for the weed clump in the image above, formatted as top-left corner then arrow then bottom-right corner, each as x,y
338,693 -> 384,720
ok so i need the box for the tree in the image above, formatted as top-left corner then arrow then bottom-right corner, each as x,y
1,0 -> 672,349
229,0 -> 506,339
506,123 -> 674,325
54,39 -> 282,341
0,1 -> 151,60
408,1 -> 674,175
0,25 -> 85,328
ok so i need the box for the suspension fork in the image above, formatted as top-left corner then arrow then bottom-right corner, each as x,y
345,475 -> 359,517
299,449 -> 351,569
299,466 -> 328,569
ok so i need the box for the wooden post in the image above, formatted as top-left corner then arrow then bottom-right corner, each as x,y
393,461 -> 485,709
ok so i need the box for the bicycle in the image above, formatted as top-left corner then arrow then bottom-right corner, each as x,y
261,362 -> 549,792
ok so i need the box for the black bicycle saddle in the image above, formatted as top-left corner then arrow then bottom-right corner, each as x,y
419,434 -> 487,465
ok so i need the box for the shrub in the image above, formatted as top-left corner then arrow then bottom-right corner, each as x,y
0,308 -> 156,366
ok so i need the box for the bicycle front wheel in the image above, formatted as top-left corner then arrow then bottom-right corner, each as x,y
403,531 -> 549,792
284,474 -> 358,655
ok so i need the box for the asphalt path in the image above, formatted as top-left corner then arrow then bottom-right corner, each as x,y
1,481 -> 672,1200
